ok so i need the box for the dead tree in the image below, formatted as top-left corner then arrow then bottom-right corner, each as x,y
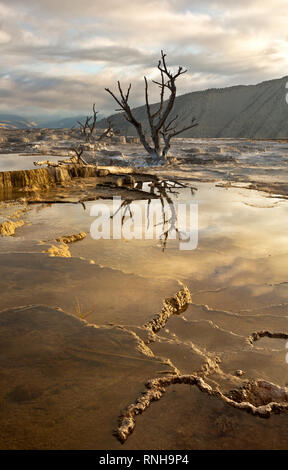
71,108 -> 116,165
105,51 -> 198,161
71,144 -> 88,164
77,104 -> 98,143
78,105 -> 116,143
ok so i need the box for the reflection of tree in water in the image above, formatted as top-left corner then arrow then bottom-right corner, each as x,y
111,179 -> 197,251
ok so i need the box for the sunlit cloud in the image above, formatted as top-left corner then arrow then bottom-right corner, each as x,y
0,0 -> 287,116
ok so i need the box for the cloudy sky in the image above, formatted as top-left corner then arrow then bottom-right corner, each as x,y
0,0 -> 287,118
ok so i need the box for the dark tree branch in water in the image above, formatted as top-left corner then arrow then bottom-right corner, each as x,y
109,178 -> 197,251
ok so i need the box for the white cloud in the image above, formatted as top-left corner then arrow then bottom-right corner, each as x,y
0,0 -> 287,116
0,30 -> 11,44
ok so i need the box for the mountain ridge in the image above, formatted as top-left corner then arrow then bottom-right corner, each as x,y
0,114 -> 105,130
1,75 -> 288,137
99,75 -> 288,139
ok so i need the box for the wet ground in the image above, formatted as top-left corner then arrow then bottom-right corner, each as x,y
1,137 -> 288,449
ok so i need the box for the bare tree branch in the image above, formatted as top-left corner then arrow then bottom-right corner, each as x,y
77,104 -> 98,142
105,51 -> 197,160
97,119 -> 113,142
71,144 -> 88,164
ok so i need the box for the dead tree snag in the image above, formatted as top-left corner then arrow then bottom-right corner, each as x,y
105,51 -> 198,161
